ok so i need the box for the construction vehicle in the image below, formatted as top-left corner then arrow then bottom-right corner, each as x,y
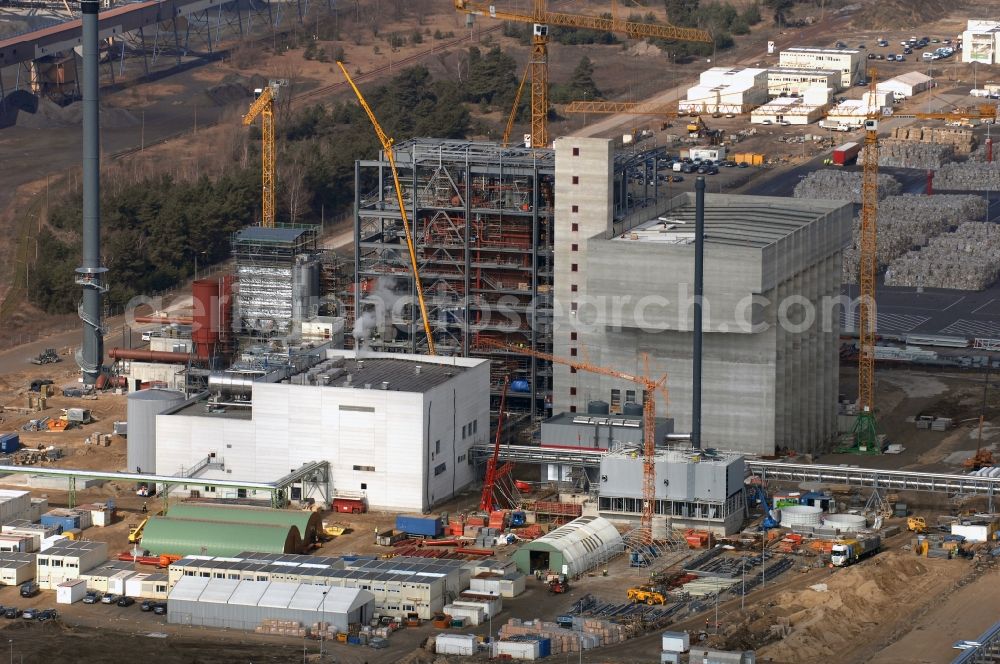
454,0 -> 711,148
964,448 -> 995,471
626,585 -> 667,605
323,523 -> 347,537
748,485 -> 780,530
337,62 -> 435,355
830,535 -> 881,567
548,576 -> 569,594
686,116 -> 724,144
241,79 -> 284,228
128,517 -> 149,544
907,516 -> 928,533
480,378 -> 520,512
29,349 -> 61,365
966,345 -> 995,471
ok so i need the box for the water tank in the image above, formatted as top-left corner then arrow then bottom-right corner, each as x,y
588,400 -> 610,415
510,379 -> 531,393
822,513 -> 867,531
779,505 -> 823,528
622,402 -> 643,416
126,389 -> 186,475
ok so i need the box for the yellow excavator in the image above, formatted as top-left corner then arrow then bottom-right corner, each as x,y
907,516 -> 927,534
627,585 -> 667,605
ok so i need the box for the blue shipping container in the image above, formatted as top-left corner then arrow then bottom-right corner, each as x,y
536,637 -> 551,658
0,434 -> 19,454
39,514 -> 80,533
395,515 -> 442,537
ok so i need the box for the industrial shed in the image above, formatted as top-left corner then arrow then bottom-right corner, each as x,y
0,553 -> 36,586
166,504 -> 322,545
139,517 -> 303,557
167,576 -> 374,632
511,516 -> 624,577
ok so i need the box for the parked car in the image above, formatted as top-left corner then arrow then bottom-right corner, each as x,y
82,592 -> 101,605
117,596 -> 136,607
738,162 -> 750,168
868,52 -> 876,59
671,175 -> 684,182
19,582 -> 38,598
140,600 -> 156,612
887,53 -> 896,60
834,41 -> 847,48
152,603 -> 168,616
22,608 -> 38,620
4,608 -> 21,619
38,609 -> 56,622
101,594 -> 118,605
877,39 -> 888,47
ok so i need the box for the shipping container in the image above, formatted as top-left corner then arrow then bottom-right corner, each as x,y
662,631 -> 690,653
435,634 -> 477,656
0,434 -> 20,454
444,603 -> 485,626
832,142 -> 861,166
497,639 -> 541,660
395,515 -> 443,538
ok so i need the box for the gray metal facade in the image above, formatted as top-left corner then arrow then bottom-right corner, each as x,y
126,389 -> 186,475
540,412 -> 673,449
552,137 -> 852,455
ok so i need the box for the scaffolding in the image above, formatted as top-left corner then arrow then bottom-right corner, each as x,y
232,226 -> 318,340
352,139 -> 555,416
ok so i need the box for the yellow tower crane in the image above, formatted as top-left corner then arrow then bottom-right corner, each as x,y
455,0 -> 711,148
242,79 -> 284,228
336,62 -> 436,355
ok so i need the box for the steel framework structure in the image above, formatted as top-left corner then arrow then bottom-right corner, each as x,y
352,139 -> 555,415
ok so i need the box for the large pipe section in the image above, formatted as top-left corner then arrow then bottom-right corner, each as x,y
108,348 -> 191,363
133,316 -> 194,325
75,0 -> 107,385
691,177 -> 705,450
207,372 -> 256,397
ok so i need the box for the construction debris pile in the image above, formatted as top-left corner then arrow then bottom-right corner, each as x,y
498,617 -> 628,653
860,139 -> 953,169
933,160 -> 1000,190
841,194 -> 986,283
885,222 -> 1000,290
792,170 -> 901,203
889,125 -> 976,154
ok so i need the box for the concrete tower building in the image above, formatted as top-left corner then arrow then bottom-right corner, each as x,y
552,137 -> 852,455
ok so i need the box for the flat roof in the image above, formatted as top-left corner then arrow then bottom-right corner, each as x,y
544,412 -> 672,427
782,47 -> 861,55
613,194 -> 844,249
767,67 -> 839,76
324,357 -> 469,393
233,226 -> 313,244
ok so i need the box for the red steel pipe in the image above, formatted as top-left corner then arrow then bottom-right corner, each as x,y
133,315 -> 193,325
108,348 -> 191,363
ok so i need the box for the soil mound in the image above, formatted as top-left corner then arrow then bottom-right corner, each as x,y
852,0 -> 960,29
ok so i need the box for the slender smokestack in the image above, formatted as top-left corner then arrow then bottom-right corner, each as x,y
692,177 -> 705,450
75,0 -> 106,385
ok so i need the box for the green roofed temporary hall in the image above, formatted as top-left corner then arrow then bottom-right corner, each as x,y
511,516 -> 624,577
140,517 -> 303,557
166,503 -> 322,544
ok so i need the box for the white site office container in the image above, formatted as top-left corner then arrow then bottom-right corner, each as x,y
496,640 -> 540,660
663,631 -> 691,652
108,570 -> 136,595
435,634 -> 477,656
125,573 -> 151,598
456,592 -> 502,616
56,579 -> 88,604
444,603 -> 485,626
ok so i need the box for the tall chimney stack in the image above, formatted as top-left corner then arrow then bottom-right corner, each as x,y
692,177 -> 706,450
75,0 -> 106,385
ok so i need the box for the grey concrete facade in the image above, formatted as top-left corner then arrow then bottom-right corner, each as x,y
552,138 -> 852,455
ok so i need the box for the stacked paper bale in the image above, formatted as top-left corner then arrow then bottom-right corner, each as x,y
891,126 -> 976,153
859,139 -> 953,169
793,170 -> 901,204
499,618 -> 627,653
884,222 -> 1000,290
841,194 -> 987,283
934,160 -> 1000,190
255,618 -> 308,637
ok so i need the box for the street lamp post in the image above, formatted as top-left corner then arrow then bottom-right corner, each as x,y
320,589 -> 328,657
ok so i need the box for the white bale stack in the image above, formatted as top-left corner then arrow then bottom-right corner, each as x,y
933,161 -> 1000,190
884,222 -> 1000,290
793,170 -> 900,203
859,140 -> 953,169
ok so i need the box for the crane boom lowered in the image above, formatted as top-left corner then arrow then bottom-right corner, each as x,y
337,62 -> 436,355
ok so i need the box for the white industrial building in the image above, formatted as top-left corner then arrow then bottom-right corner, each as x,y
0,553 -> 37,586
878,72 -> 934,99
778,47 -> 863,88
821,97 -> 889,130
154,350 -> 489,511
553,137 -> 852,454
750,94 -> 827,125
766,67 -> 838,97
35,540 -> 107,589
680,67 -> 768,113
168,576 -> 375,632
963,20 -> 1000,63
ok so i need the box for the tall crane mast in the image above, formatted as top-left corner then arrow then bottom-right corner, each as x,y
454,1 -> 711,148
852,69 -> 881,453
242,80 -> 283,228
483,340 -> 667,534
337,62 -> 437,355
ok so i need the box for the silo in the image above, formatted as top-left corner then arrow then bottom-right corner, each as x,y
127,389 -> 186,474
622,402 -> 643,416
779,505 -> 823,528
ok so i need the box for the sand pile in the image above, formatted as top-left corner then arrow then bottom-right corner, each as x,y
758,553 -> 963,662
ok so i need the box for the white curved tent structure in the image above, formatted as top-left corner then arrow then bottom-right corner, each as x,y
511,516 -> 624,576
